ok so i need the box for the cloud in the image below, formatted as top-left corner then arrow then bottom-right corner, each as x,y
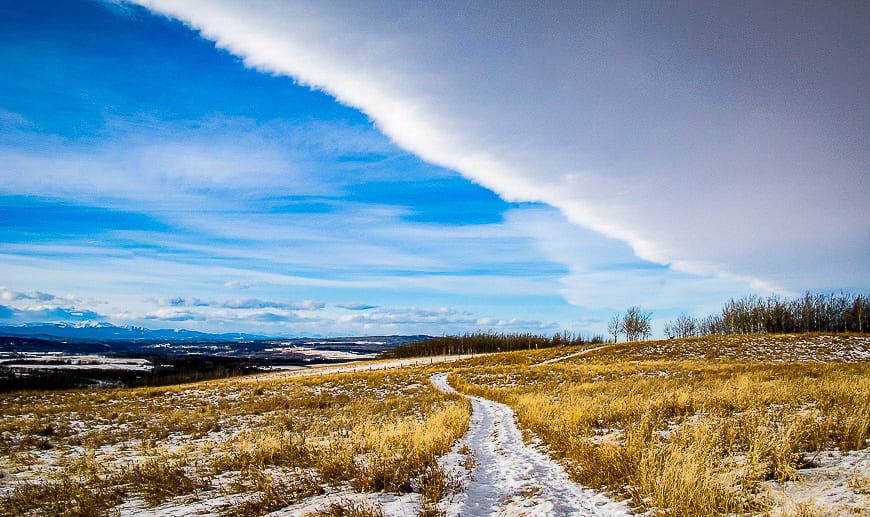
0,304 -> 103,323
143,309 -> 202,322
130,1 -> 870,293
501,207 -> 753,311
123,295 -> 330,330
475,317 -> 559,332
340,306 -> 475,327
151,296 -> 325,311
0,109 -> 30,125
219,298 -> 325,311
0,287 -> 105,323
0,286 -> 59,303
249,311 -> 304,323
330,305 -> 560,335
165,296 -> 207,307
223,280 -> 251,290
0,115 -> 389,215
337,302 -> 379,311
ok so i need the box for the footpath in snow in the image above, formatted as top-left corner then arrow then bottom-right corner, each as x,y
430,373 -> 632,517
532,345 -> 609,366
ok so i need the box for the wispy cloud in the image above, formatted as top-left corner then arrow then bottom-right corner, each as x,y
143,308 -> 210,322
0,117 -> 359,210
337,302 -> 379,311
218,299 -> 325,311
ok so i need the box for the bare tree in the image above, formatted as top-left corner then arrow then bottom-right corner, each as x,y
622,306 -> 652,342
664,312 -> 698,339
691,292 -> 869,336
607,313 -> 622,343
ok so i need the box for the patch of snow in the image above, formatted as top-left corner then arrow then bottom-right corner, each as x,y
268,489 -> 421,516
0,354 -> 153,371
430,373 -> 633,516
245,355 -> 475,383
759,447 -> 870,515
116,493 -> 236,517
263,345 -> 378,360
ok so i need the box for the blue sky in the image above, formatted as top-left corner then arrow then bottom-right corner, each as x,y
1,1 -> 867,336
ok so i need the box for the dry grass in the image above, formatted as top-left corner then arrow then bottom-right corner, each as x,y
305,500 -> 385,516
0,367 -> 469,516
451,334 -> 870,515
1,334 -> 865,516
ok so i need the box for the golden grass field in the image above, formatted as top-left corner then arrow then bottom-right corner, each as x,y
0,366 -> 469,516
0,333 -> 867,516
452,334 -> 870,516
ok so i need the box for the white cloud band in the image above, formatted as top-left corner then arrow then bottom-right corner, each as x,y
127,0 -> 870,293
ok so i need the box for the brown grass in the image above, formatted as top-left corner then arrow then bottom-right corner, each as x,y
0,367 -> 469,516
451,334 -> 870,515
1,333 -> 864,516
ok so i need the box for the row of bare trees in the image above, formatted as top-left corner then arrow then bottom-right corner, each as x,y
381,331 -> 604,358
663,292 -> 869,338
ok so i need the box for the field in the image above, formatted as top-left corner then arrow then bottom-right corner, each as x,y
452,334 -> 870,515
0,334 -> 868,516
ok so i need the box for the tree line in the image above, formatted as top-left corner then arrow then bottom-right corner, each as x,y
664,292 -> 869,338
380,331 -> 603,358
385,291 -> 868,359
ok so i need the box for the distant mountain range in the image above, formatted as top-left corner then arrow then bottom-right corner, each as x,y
0,322 -> 273,343
0,322 -> 432,364
0,323 -> 432,391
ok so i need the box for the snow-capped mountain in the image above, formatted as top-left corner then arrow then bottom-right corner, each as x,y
0,322 -> 269,342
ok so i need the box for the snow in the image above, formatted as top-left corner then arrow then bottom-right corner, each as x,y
263,345 -> 379,360
430,373 -> 633,516
117,494 -> 237,516
759,447 -> 870,515
0,353 -> 153,371
533,345 -> 609,366
247,355 -> 475,382
633,335 -> 870,362
269,489 -> 421,516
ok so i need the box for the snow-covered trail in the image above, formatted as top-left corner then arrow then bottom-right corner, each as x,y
431,373 -> 632,516
532,344 -> 609,366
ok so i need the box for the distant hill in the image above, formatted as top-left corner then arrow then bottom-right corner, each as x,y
0,322 -> 270,343
0,322 -> 431,360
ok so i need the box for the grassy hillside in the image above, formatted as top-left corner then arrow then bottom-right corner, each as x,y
451,334 -> 870,515
0,333 -> 867,516
0,366 -> 469,516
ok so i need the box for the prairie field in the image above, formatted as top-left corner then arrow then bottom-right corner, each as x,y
0,365 -> 469,516
453,334 -> 870,515
0,334 -> 868,516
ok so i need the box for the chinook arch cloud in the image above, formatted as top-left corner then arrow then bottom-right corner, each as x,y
129,0 -> 870,294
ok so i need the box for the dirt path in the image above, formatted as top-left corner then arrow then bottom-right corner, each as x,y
430,373 -> 632,516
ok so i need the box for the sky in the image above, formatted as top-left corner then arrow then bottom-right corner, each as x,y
0,0 -> 867,337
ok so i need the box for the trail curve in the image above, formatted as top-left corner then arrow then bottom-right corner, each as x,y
430,372 -> 632,516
